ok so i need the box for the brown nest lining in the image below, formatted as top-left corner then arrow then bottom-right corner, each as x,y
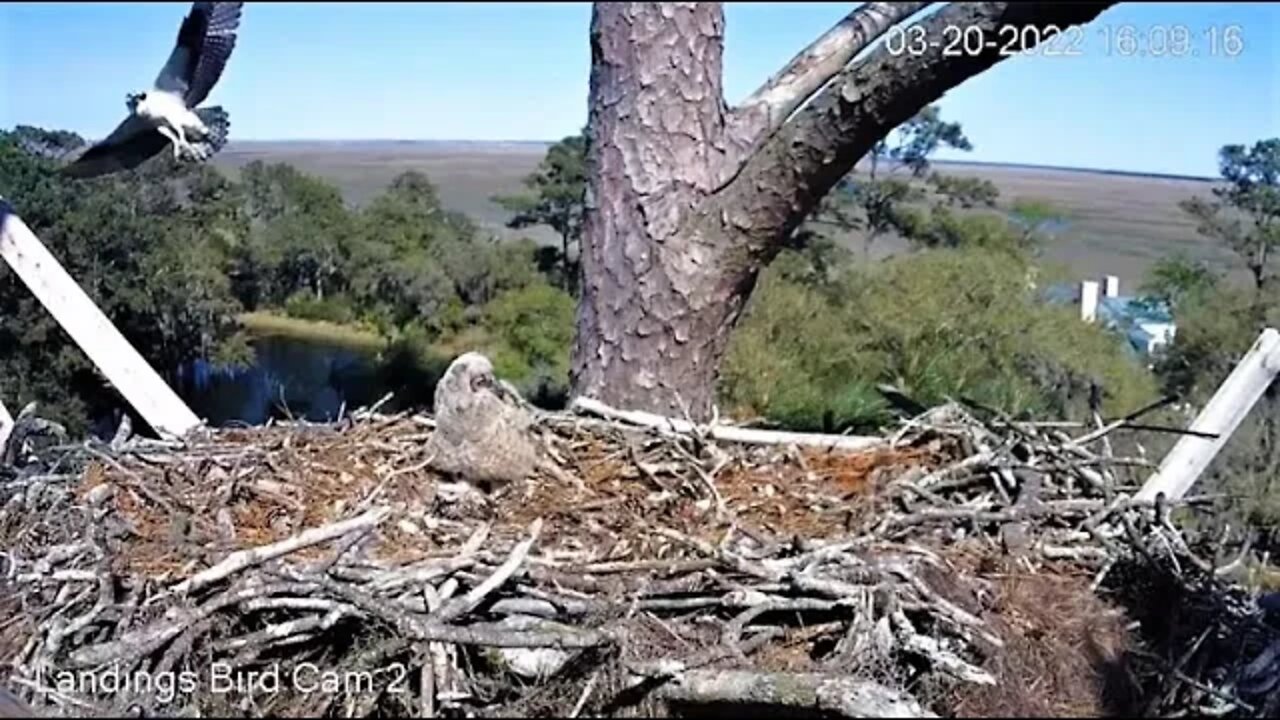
0,401 -> 1276,717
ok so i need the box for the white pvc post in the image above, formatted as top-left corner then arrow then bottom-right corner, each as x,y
1135,328 -> 1280,503
1080,280 -> 1100,322
0,198 -> 201,440
0,396 -> 12,450
1103,275 -> 1119,298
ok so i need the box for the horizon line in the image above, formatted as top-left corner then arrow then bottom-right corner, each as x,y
218,139 -> 1221,183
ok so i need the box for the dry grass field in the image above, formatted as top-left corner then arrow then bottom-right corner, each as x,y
212,140 -> 1245,291
213,140 -> 557,242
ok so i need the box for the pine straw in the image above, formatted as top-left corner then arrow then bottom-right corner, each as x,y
0,402 -> 1275,718
64,415 -> 938,579
928,549 -> 1136,718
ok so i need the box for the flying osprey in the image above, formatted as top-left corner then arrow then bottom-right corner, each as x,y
62,1 -> 244,179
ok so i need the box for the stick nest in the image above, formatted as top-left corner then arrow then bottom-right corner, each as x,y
1,401 -> 1276,717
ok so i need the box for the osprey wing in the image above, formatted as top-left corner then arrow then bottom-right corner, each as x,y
186,2 -> 243,106
153,2 -> 207,97
60,115 -> 168,179
153,2 -> 243,106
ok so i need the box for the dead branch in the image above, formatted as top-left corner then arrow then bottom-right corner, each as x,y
651,669 -> 937,718
571,397 -> 883,450
170,506 -> 391,596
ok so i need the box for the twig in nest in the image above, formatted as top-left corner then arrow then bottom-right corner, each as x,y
420,661 -> 435,719
1066,394 -> 1183,447
168,507 -> 391,597
569,669 -> 601,718
916,450 -> 999,489
212,606 -> 354,652
627,629 -> 782,679
884,561 -> 1002,649
309,575 -> 612,649
889,610 -> 994,686
67,579 -> 319,667
667,441 -> 727,516
434,518 -> 542,622
10,675 -> 101,714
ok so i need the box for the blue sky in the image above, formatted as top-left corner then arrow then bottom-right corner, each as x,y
2,2 -> 1276,177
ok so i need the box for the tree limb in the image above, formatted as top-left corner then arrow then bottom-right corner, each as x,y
711,2 -> 1118,261
728,2 -> 928,157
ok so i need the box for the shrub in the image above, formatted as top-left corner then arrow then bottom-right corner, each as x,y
721,247 -> 1159,431
483,282 -> 576,403
719,271 -> 887,431
283,292 -> 357,324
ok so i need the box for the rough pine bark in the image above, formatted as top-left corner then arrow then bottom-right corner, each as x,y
571,2 -> 1118,421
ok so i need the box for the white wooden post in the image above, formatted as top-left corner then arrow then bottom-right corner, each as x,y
1135,328 -> 1280,503
0,395 -> 13,450
0,198 -> 201,440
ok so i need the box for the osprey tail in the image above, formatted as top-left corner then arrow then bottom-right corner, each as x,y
195,106 -> 231,153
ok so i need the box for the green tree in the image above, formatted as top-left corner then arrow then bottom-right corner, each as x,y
806,105 -> 973,260
1180,138 -> 1280,293
240,161 -> 357,305
1007,197 -> 1068,246
352,171 -> 496,333
896,205 -> 1035,257
927,173 -> 1000,209
8,125 -> 83,160
847,177 -> 922,260
1149,144 -> 1280,538
873,104 -> 972,179
492,134 -> 587,295
1139,252 -> 1221,310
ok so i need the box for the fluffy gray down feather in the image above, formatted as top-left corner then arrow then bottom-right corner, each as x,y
425,352 -> 538,487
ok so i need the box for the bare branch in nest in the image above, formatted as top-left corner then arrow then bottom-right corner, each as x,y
170,506 -> 391,596
651,669 -> 938,719
67,579 -> 320,667
211,606 -> 355,652
571,397 -> 884,451
433,517 -> 542,622
312,575 -> 611,649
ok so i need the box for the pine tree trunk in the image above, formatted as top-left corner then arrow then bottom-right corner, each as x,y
570,2 -> 1118,421
571,3 -> 746,421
